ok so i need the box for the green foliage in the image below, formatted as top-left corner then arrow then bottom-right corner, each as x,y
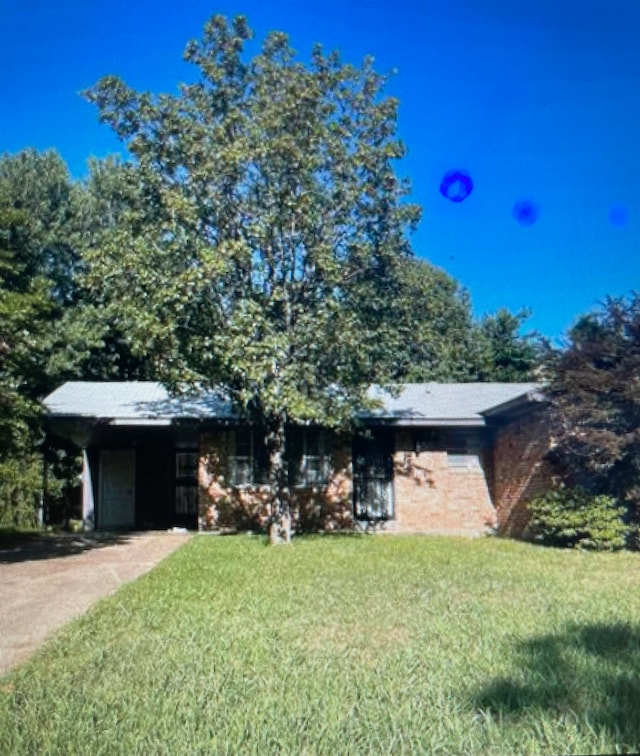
0,454 -> 42,528
0,150 -> 82,401
0,148 -> 79,305
0,149 -> 158,527
83,15 -> 421,429
544,294 -> 640,512
529,486 -> 628,550
476,308 -> 540,382
385,258 -> 485,382
0,152 -> 76,526
82,14 -> 428,535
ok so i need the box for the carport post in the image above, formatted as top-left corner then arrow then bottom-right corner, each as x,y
82,449 -> 95,530
39,452 -> 47,527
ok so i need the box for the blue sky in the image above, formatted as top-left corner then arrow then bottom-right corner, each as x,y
1,0 -> 638,339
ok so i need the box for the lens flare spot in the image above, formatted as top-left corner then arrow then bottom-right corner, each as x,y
439,170 -> 473,203
512,199 -> 539,226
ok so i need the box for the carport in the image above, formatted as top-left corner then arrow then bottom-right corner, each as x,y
43,382 -> 231,531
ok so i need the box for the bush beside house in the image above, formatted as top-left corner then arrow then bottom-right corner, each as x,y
528,486 -> 629,551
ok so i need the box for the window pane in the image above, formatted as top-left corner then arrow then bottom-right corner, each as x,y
175,486 -> 198,514
176,452 -> 198,479
230,457 -> 253,486
301,455 -> 329,486
228,429 -> 255,486
448,454 -> 481,469
234,430 -> 252,457
296,431 -> 331,487
302,456 -> 319,485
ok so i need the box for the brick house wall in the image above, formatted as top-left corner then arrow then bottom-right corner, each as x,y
489,406 -> 553,537
195,413 -> 553,537
389,429 -> 497,535
198,429 -> 353,532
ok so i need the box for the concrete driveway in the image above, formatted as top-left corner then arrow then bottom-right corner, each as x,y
0,531 -> 190,676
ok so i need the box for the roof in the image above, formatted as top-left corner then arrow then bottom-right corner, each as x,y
43,381 -> 544,427
43,382 -> 234,424
365,382 -> 543,426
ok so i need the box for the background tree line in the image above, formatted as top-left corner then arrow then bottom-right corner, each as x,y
0,150 -> 157,527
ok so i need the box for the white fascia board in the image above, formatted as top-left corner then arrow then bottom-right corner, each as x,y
366,417 -> 486,427
109,418 -> 173,426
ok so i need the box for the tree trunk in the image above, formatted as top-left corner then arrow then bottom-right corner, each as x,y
267,414 -> 292,545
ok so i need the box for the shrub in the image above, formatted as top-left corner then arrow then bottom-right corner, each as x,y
0,453 -> 43,529
528,486 -> 628,550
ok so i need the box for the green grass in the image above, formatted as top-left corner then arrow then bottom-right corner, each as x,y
2,535 -> 640,754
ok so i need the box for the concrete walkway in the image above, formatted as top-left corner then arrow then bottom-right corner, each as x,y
0,531 -> 191,676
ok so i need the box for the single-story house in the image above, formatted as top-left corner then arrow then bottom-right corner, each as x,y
43,381 -> 552,537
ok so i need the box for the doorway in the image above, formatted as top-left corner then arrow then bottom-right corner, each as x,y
353,432 -> 394,521
99,450 -> 136,529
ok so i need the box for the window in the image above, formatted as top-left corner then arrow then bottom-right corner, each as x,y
227,428 -> 329,488
175,485 -> 198,515
447,453 -> 481,470
228,429 -> 267,487
175,451 -> 198,515
441,430 -> 483,471
290,429 -> 331,488
176,451 -> 198,479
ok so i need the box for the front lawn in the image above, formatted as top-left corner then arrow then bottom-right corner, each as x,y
2,535 -> 640,754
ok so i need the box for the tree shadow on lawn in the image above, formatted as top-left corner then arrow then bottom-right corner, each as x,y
473,622 -> 640,748
0,531 -> 134,564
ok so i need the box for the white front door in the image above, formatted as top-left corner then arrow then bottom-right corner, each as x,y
100,450 -> 136,529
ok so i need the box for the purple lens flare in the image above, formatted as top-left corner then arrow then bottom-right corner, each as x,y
512,199 -> 539,226
439,170 -> 474,203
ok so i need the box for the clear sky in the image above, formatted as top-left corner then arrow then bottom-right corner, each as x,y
1,0 -> 638,339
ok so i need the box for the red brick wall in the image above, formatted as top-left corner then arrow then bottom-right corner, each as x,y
490,407 -> 553,537
389,430 -> 497,535
196,417 -> 552,538
197,430 -> 353,532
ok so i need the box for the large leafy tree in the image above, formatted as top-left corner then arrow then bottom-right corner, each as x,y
0,149 -> 79,306
0,149 -> 84,452
0,202 -> 50,454
83,15 -> 421,542
544,294 -> 640,516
